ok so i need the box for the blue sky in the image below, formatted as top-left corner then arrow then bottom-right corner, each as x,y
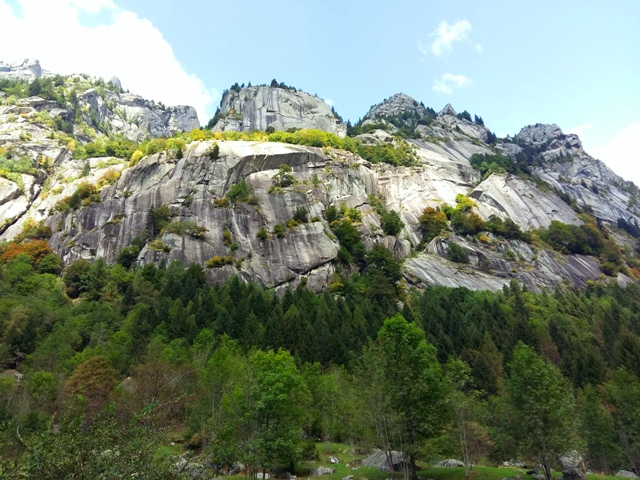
2,0 -> 639,184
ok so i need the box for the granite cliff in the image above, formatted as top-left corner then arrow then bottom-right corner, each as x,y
1,64 -> 638,293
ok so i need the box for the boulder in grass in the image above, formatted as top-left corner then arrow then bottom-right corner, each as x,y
616,471 -> 638,478
435,459 -> 464,468
312,467 -> 335,476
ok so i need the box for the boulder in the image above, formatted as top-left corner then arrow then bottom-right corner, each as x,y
329,456 -> 339,464
559,451 -> 583,470
503,460 -> 527,468
562,467 -> 585,480
435,459 -> 464,467
361,449 -> 405,471
616,471 -> 638,478
311,467 -> 335,476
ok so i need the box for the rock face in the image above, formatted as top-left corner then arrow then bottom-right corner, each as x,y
0,59 -> 47,80
470,173 -> 581,230
76,89 -> 199,141
212,86 -> 346,137
1,67 -> 639,294
363,93 -> 430,121
0,60 -> 200,141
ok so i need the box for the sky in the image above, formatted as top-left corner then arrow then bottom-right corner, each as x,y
1,0 -> 639,185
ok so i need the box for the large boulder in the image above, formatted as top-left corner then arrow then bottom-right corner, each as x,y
361,449 -> 405,471
562,467 -> 585,480
616,471 -> 638,478
559,451 -> 583,470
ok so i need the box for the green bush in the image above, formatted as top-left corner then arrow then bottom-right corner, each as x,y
447,242 -> 469,263
226,180 -> 257,204
380,209 -> 404,236
273,223 -> 286,238
418,206 -> 449,244
293,207 -> 309,224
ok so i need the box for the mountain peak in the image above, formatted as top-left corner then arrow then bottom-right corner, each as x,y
211,84 -> 346,137
438,103 -> 457,117
363,93 -> 427,121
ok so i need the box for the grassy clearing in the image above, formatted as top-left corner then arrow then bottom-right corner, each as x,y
417,466 -> 620,480
154,440 -> 622,480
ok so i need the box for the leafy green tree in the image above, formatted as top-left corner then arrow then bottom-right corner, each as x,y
577,385 -> 620,473
502,343 -> 580,480
380,209 -> 404,236
418,206 -> 449,244
444,358 -> 492,480
361,315 -> 444,480
239,349 -> 310,474
604,369 -> 640,473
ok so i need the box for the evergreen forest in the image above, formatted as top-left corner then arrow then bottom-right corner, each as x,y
0,240 -> 639,479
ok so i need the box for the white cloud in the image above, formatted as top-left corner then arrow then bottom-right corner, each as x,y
567,123 -> 593,141
475,43 -> 484,53
587,123 -> 640,186
432,73 -> 472,94
428,20 -> 472,56
0,0 -> 216,123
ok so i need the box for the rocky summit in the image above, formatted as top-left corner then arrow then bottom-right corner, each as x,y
212,84 -> 346,137
1,61 -> 639,293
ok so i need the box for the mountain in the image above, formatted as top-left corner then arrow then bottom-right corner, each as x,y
1,63 -> 639,293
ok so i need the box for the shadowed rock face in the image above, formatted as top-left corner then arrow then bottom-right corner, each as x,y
212,86 -> 346,137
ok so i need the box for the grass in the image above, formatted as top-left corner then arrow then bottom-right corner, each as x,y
153,440 -> 623,480
418,466 -> 620,480
303,443 -> 622,480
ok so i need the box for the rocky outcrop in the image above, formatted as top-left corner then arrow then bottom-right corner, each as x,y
502,123 -> 640,226
212,86 -> 346,137
0,59 -> 48,80
76,88 -> 199,141
470,173 -> 581,230
363,93 -> 430,121
0,59 -> 200,141
405,234 -> 604,293
1,67 -> 638,293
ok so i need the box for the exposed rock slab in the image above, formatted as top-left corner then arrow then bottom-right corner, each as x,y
470,173 -> 582,230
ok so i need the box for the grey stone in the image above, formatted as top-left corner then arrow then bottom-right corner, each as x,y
558,451 -> 583,470
616,471 -> 638,478
312,467 -> 335,476
213,85 -> 346,137
0,58 -> 46,80
361,449 -> 405,471
562,467 -> 585,480
364,93 -> 430,121
435,459 -> 464,467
